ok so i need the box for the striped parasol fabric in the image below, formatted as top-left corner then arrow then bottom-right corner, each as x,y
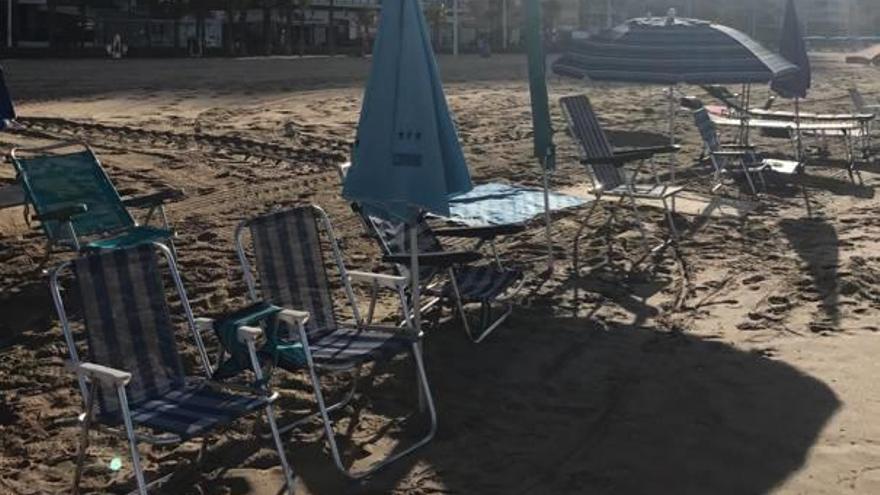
552,15 -> 798,85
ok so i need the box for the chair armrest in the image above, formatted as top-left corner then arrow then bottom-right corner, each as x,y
433,223 -> 526,240
718,144 -> 756,150
383,250 -> 482,267
582,155 -> 636,166
237,325 -> 263,344
614,145 -> 681,158
712,150 -> 754,157
121,188 -> 185,209
72,362 -> 132,386
277,308 -> 310,327
35,203 -> 88,222
348,270 -> 408,289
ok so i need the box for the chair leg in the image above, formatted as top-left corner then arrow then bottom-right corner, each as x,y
661,198 -> 680,244
306,348 -> 437,479
471,301 -> 514,344
73,383 -> 97,495
446,268 -> 474,341
625,191 -> 650,252
739,161 -> 759,196
272,370 -> 359,436
263,401 -> 296,494
117,388 -> 148,495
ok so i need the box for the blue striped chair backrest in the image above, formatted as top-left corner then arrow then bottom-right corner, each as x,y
560,95 -> 625,191
248,208 -> 338,340
365,213 -> 444,282
693,108 -> 722,152
73,244 -> 185,417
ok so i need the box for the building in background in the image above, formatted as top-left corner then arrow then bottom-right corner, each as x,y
0,0 -> 877,56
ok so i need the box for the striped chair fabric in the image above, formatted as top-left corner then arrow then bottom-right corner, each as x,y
559,95 -> 626,191
366,214 -> 521,303
248,208 -> 414,368
693,108 -> 723,153
73,245 -> 268,439
365,213 -> 445,282
249,208 -> 338,341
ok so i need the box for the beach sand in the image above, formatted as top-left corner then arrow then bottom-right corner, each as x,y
1,53 -> 879,494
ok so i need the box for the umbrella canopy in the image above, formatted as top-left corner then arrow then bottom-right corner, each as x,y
343,0 -> 472,224
771,0 -> 811,99
552,15 -> 798,85
524,0 -> 553,167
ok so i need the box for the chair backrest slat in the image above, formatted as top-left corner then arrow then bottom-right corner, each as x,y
249,208 -> 337,340
693,108 -> 722,152
365,213 -> 444,282
74,245 -> 184,417
560,95 -> 624,191
13,149 -> 134,243
850,88 -> 867,113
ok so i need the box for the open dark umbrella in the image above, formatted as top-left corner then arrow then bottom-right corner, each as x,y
771,0 -> 811,161
553,15 -> 798,85
552,12 -> 798,190
771,0 -> 811,99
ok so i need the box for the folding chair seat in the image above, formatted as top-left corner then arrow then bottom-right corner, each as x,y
10,142 -> 182,259
362,211 -> 524,343
221,206 -> 437,479
560,94 -> 682,253
50,243 -> 293,495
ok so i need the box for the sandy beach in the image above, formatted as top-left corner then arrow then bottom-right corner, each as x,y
1,52 -> 880,494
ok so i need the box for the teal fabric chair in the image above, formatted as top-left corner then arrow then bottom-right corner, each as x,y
9,142 -> 182,258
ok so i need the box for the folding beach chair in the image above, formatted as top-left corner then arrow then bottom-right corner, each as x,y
560,94 -> 682,252
693,107 -> 803,193
49,243 -> 294,495
9,142 -> 182,259
849,87 -> 880,115
360,210 -> 525,343
226,205 -> 437,479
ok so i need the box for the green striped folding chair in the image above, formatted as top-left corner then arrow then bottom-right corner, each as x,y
224,205 -> 437,479
10,142 -> 182,259
49,243 -> 294,495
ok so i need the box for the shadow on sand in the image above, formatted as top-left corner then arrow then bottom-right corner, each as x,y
780,217 -> 842,327
290,308 -> 839,495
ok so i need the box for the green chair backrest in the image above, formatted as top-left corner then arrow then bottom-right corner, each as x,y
12,149 -> 134,244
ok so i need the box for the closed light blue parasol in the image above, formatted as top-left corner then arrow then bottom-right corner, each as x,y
343,0 -> 473,329
343,0 -> 472,224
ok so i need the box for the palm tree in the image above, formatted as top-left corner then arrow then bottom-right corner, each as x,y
354,8 -> 375,56
327,0 -> 336,55
297,0 -> 310,55
425,1 -> 447,49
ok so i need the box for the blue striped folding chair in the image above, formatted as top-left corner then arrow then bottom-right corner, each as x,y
49,243 -> 294,495
560,94 -> 683,254
362,212 -> 524,343
227,205 -> 437,479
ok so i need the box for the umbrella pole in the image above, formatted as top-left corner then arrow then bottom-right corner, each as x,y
795,97 -> 803,162
667,84 -> 677,210
542,149 -> 554,272
410,223 -> 421,332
